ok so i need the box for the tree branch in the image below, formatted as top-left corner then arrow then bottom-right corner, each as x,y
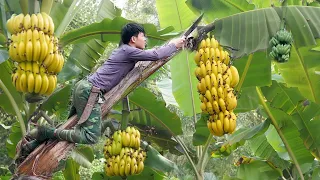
16,49 -> 183,177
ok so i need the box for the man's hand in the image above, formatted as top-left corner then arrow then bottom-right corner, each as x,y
169,37 -> 186,49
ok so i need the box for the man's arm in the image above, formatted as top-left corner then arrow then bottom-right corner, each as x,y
128,43 -> 177,61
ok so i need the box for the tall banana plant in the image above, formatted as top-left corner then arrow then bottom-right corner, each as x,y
156,0 -> 320,179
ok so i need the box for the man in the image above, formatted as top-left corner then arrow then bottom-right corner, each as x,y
21,23 -> 185,152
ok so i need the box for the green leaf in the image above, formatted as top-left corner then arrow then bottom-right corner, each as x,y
261,81 -> 320,160
92,167 -> 166,180
59,40 -> 109,80
312,167 -> 320,180
128,103 -> 181,154
236,160 -> 282,180
276,45 -> 320,104
129,87 -> 182,136
50,0 -> 85,37
96,0 -> 121,21
156,77 -> 179,107
233,52 -> 272,88
41,83 -> 72,115
226,120 -> 270,144
193,113 -> 210,146
171,51 -> 201,116
250,0 -> 281,8
213,8 -> 280,58
6,122 -> 22,158
0,48 -> 8,64
156,0 -> 197,31
70,145 -> 94,168
60,17 -> 176,47
63,158 -> 80,180
285,0 -> 302,5
144,145 -> 179,173
186,0 -> 255,22
249,133 -> 290,170
265,125 -> 290,161
262,102 -> 314,174
5,0 -> 22,14
0,61 -> 23,115
235,87 -> 260,113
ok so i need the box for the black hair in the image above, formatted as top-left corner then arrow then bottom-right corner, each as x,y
120,23 -> 145,46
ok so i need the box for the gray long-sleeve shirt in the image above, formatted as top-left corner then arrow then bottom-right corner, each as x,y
88,43 -> 177,92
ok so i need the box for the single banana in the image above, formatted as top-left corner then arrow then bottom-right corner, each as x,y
31,14 -> 38,31
25,41 -> 33,61
54,54 -> 65,73
14,14 -> 24,33
137,161 -> 144,174
217,86 -> 224,99
204,75 -> 211,90
212,100 -> 220,113
210,87 -> 218,101
200,63 -> 206,77
194,51 -> 200,65
206,101 -> 214,114
210,47 -> 215,62
27,73 -> 35,93
200,102 -> 207,112
39,34 -> 48,62
47,53 -> 60,72
204,48 -> 210,62
37,13 -> 44,31
19,72 -> 27,92
23,14 -> 31,30
32,29 -> 40,44
18,41 -> 26,61
33,40 -> 41,62
223,116 -> 230,133
216,120 -> 224,136
6,15 -> 15,34
41,12 -> 49,33
205,38 -> 211,48
205,60 -> 212,74
129,133 -> 136,147
47,15 -> 55,35
34,74 -> 42,93
113,162 -> 119,176
204,90 -> 212,103
230,66 -> 239,87
130,157 -> 137,175
218,98 -> 227,112
39,74 -> 49,94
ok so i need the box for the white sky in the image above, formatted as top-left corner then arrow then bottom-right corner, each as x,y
112,0 -> 126,8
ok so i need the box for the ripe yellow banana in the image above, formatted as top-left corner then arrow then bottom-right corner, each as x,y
32,62 -> 40,74
6,15 -> 15,34
8,44 -> 16,61
200,102 -> 207,112
14,14 -> 24,34
223,116 -> 230,133
54,54 -> 65,73
204,48 -> 210,62
130,157 -> 137,175
41,12 -> 49,33
217,74 -> 223,86
11,34 -> 18,42
34,74 -> 42,93
195,67 -> 201,80
230,66 -> 239,87
220,50 -> 226,62
19,72 -> 27,92
194,51 -> 200,65
205,38 -> 211,48
48,16 -> 55,35
217,86 -> 224,99
47,53 -> 60,72
199,48 -> 205,62
23,14 -> 31,30
18,41 -> 26,61
122,132 -> 130,147
113,162 -> 119,176
216,120 -> 224,136
200,63 -> 206,77
215,48 -> 220,61
211,63 -> 218,77
212,100 -> 220,113
200,39 -> 206,49
204,90 -> 212,103
42,53 -> 54,67
204,75 -> 211,90
39,36 -> 48,62
37,13 -> 44,31
125,158 -> 131,176
218,98 -> 227,112
25,41 -> 33,61
206,101 -> 214,114
32,29 -> 39,44
207,120 -> 214,134
33,40 -> 41,62
27,73 -> 35,93
30,14 -> 38,31
210,47 -> 215,62
210,87 -> 218,101
129,134 -> 136,147
210,73 -> 218,88
210,38 -> 216,49
39,74 -> 49,94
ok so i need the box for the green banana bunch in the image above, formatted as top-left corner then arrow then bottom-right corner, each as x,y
269,29 -> 293,63
103,127 -> 146,177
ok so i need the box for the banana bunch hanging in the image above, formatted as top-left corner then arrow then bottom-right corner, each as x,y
7,13 -> 64,96
269,29 -> 293,63
103,127 -> 146,177
194,36 -> 240,136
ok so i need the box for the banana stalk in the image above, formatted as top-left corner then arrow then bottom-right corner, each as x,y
40,0 -> 54,14
121,96 -> 130,130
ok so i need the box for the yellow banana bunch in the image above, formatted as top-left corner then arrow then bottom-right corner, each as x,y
7,12 -> 54,35
103,127 -> 145,177
195,36 -> 240,136
7,12 -> 64,98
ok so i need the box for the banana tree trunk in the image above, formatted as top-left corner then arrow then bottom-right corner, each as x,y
16,50 -> 182,178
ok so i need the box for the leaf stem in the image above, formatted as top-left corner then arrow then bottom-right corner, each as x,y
0,79 -> 26,136
199,135 -> 214,172
236,54 -> 253,92
175,136 -> 201,180
120,96 -> 130,130
256,86 -> 304,180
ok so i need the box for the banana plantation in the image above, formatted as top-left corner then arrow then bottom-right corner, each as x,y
0,0 -> 320,179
